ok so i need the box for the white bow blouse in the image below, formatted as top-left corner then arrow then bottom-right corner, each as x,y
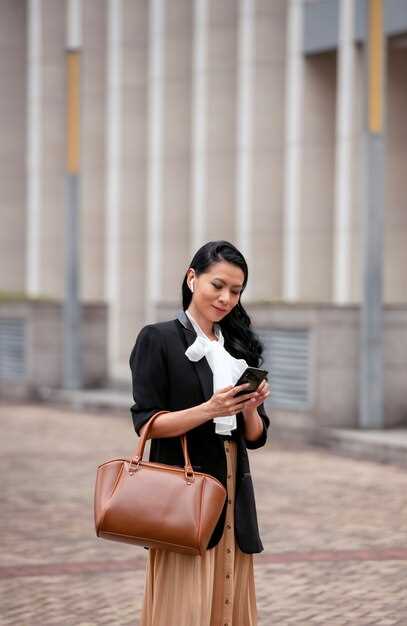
184,309 -> 248,435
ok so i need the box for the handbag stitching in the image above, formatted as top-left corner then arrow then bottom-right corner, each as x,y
97,460 -> 226,491
110,461 -> 126,497
100,530 -> 202,553
97,462 -> 125,534
197,477 -> 206,547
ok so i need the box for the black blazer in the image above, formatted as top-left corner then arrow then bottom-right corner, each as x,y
129,309 -> 270,554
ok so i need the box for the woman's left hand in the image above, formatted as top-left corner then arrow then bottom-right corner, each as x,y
242,379 -> 270,415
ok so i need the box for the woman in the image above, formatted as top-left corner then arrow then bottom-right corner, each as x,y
130,240 -> 271,626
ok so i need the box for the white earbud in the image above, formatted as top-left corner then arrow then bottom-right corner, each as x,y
190,278 -> 194,293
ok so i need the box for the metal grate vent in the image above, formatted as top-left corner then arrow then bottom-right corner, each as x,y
257,328 -> 311,409
0,318 -> 26,380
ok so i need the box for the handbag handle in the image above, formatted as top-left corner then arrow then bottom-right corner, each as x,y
129,410 -> 194,481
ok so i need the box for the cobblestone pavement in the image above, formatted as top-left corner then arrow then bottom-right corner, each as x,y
1,403 -> 407,626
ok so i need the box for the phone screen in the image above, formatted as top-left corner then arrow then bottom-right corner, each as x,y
234,367 -> 268,397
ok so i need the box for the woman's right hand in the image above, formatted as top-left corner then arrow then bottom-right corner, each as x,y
205,383 -> 260,419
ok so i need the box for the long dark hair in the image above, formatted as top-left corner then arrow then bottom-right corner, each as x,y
181,240 -> 264,367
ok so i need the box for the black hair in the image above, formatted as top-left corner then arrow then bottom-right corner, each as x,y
181,240 -> 264,367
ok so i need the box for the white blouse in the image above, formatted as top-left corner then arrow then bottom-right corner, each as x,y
184,309 -> 248,435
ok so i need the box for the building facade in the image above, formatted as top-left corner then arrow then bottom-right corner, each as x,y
1,0 -> 406,393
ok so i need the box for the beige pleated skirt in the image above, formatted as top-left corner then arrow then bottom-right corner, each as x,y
138,440 -> 257,626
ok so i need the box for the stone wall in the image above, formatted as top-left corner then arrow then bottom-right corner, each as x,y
156,301 -> 407,429
0,299 -> 107,399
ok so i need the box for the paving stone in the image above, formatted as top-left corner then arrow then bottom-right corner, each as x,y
1,403 -> 407,625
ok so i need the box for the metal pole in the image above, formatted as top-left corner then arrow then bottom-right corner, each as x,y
63,0 -> 82,389
359,0 -> 385,428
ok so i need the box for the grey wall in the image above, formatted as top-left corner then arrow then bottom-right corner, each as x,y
155,300 -> 407,429
304,0 -> 407,55
0,1 -> 26,292
0,300 -> 108,397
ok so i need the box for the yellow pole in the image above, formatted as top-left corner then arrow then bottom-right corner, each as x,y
67,50 -> 80,173
64,45 -> 81,389
360,0 -> 385,428
368,0 -> 383,134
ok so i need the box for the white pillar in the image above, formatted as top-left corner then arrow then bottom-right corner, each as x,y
283,0 -> 303,301
105,0 -> 122,373
26,0 -> 42,295
190,0 -> 208,256
66,0 -> 81,48
333,0 -> 355,303
146,0 -> 165,322
236,0 -> 255,298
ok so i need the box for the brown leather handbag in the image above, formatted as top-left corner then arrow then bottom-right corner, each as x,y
94,410 -> 227,556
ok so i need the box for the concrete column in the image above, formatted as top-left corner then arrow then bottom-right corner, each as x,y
81,0 -> 107,302
236,0 -> 255,299
27,1 -> 73,299
333,0 -> 355,303
114,0 -> 149,377
0,3 -> 26,292
145,0 -> 165,323
385,42 -> 407,303
298,53 -> 336,301
283,0 -> 303,301
35,0 -> 66,297
160,1 -> 193,303
205,0 -> 238,241
191,0 -> 208,254
26,0 -> 41,295
248,1 -> 286,302
105,0 -> 122,374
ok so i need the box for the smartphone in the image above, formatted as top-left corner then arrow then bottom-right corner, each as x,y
234,366 -> 268,397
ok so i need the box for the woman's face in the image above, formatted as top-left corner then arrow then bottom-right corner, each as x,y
187,261 -> 245,322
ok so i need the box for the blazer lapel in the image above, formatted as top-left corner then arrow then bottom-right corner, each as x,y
175,309 -> 213,402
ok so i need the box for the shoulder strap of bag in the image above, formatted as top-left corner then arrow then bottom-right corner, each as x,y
130,410 -> 193,473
